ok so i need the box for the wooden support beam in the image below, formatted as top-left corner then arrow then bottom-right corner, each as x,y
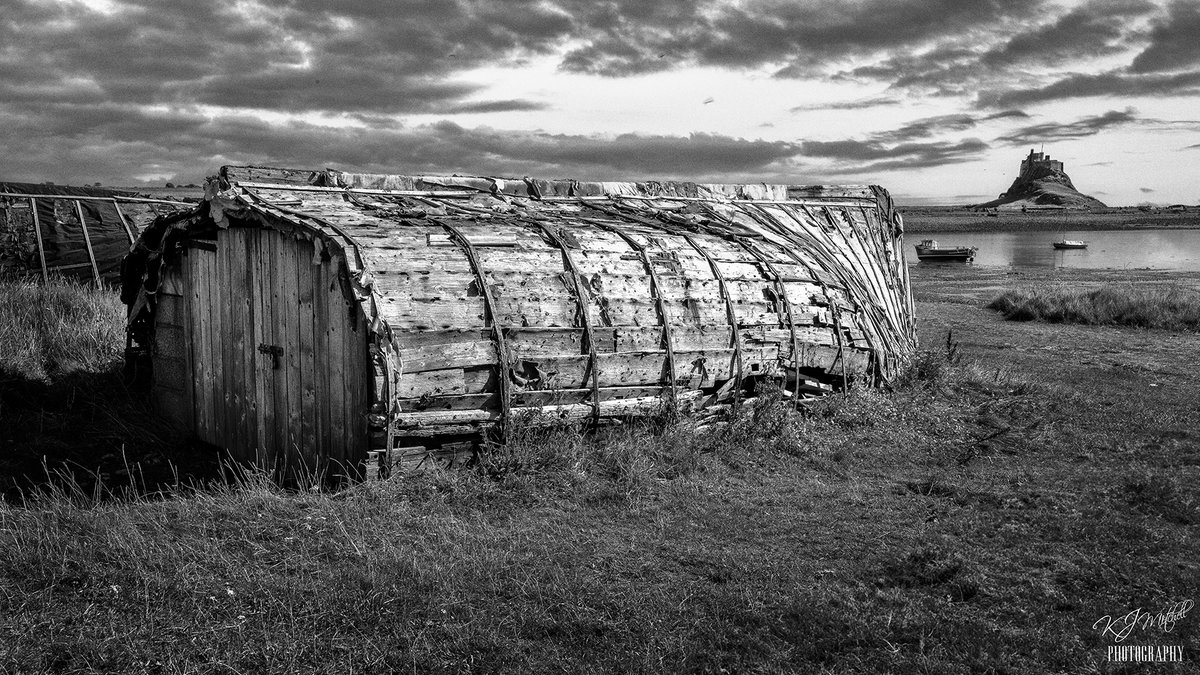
230,180 -> 878,207
74,200 -> 101,286
441,223 -> 514,431
234,181 -> 479,198
27,198 -> 49,282
111,199 -> 136,245
535,221 -> 603,424
393,390 -> 704,428
0,191 -> 191,206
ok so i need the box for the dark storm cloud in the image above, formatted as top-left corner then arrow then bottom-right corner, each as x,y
835,1 -> 1170,101
833,44 -> 982,93
978,70 -> 1200,106
0,107 -> 804,185
876,115 -> 980,142
0,0 -> 575,116
444,100 -> 551,114
558,0 -> 1044,78
1129,1 -> 1200,72
981,110 -> 1033,121
860,111 -> 1028,144
967,1 -> 1200,106
979,0 -> 1154,68
789,97 -> 902,112
993,108 -> 1139,144
799,138 -> 989,173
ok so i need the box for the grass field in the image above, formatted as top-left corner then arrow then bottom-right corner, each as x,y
0,272 -> 1197,673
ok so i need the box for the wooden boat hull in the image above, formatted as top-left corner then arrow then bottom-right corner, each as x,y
1052,241 -> 1087,250
123,165 -> 919,478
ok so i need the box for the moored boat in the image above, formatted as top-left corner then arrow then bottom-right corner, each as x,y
915,239 -> 977,262
1052,240 -> 1088,249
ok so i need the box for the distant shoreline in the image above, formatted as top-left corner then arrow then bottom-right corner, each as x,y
901,206 -> 1200,233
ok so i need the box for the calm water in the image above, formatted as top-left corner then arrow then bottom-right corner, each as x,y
909,229 -> 1200,272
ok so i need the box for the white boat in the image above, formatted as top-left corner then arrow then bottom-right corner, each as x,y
1052,240 -> 1088,250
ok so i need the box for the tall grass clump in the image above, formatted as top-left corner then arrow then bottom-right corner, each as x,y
989,284 -> 1200,330
0,276 -> 125,380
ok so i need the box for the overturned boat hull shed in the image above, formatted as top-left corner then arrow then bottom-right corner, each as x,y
123,165 -> 915,478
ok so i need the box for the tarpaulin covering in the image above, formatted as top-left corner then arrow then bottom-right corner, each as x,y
0,181 -> 184,283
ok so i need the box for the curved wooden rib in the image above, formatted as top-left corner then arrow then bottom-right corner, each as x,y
441,223 -> 514,430
681,233 -> 744,402
587,220 -> 679,401
534,222 -> 603,424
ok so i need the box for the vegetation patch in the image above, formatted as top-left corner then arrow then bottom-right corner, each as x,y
989,284 -> 1200,330
0,277 -> 125,380
0,278 -> 213,500
1,273 -> 1197,672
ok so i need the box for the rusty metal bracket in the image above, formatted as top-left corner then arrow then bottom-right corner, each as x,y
257,343 -> 284,369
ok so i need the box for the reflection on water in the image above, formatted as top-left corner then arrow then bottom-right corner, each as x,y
908,229 -> 1200,272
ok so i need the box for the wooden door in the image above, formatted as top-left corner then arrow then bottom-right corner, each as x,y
181,227 -> 368,480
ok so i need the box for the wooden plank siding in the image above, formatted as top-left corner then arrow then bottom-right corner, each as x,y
152,225 -> 371,481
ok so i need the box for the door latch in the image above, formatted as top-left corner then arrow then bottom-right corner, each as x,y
257,343 -> 284,369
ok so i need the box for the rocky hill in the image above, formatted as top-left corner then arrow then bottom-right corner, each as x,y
973,149 -> 1106,209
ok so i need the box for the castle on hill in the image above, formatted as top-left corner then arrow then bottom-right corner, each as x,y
1018,149 -> 1063,176
971,146 -> 1106,209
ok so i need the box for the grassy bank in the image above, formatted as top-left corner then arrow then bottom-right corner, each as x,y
1,274 -> 1197,673
902,206 -> 1200,233
989,284 -> 1200,330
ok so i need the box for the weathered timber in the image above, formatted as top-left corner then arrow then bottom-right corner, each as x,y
123,165 -> 915,480
28,198 -> 49,281
74,200 -> 101,285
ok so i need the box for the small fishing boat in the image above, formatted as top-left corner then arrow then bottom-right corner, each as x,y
914,239 -> 977,262
1052,240 -> 1088,250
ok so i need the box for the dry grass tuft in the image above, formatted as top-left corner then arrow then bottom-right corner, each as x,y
989,284 -> 1200,330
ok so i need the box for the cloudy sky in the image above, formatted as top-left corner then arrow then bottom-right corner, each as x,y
2,0 -> 1198,205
